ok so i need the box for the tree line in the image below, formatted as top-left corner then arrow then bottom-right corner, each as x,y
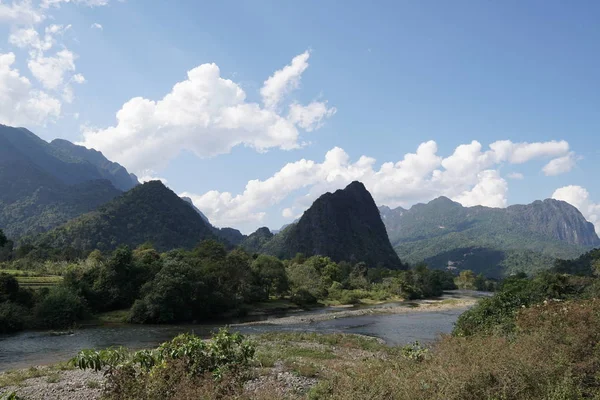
0,229 -> 462,332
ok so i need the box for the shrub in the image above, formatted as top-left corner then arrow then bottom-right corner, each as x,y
74,329 -> 255,399
34,287 -> 86,329
0,302 -> 28,333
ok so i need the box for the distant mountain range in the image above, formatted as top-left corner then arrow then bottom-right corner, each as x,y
379,197 -> 600,277
0,125 -> 137,238
1,124 -> 598,277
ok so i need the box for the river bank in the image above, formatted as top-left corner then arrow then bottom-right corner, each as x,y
234,297 -> 479,327
0,291 -> 486,399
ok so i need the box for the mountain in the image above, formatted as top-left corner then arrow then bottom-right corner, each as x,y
34,181 -> 216,252
240,227 -> 274,253
181,196 -> 211,224
180,196 -> 244,245
0,125 -> 128,238
380,197 -> 600,277
260,181 -> 404,268
50,139 -> 139,191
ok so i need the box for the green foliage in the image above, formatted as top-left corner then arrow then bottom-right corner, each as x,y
33,286 -> 86,329
251,254 -> 288,299
453,272 -> 585,337
400,341 -> 429,362
0,302 -> 28,333
73,329 -> 255,399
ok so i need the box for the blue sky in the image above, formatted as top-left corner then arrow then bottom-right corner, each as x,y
1,0 -> 599,233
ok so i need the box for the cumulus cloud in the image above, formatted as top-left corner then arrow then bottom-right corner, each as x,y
28,48 -> 76,89
552,186 -> 600,234
79,51 -> 335,173
453,170 -> 508,208
543,152 -> 577,176
261,51 -> 310,109
181,139 -> 573,232
288,101 -> 337,132
0,52 -> 61,125
0,0 -> 44,25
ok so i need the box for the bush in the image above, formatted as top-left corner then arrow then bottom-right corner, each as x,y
34,287 -> 86,329
74,329 -> 255,399
316,300 -> 600,400
291,288 -> 318,306
0,302 -> 28,333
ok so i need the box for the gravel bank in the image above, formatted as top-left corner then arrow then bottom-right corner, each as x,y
234,298 -> 478,326
0,368 -> 104,400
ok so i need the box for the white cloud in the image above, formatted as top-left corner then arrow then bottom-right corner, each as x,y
288,101 -> 336,132
138,171 -> 168,185
90,22 -> 102,30
0,0 -> 44,25
453,170 -> 508,208
72,73 -> 85,83
79,51 -> 335,173
543,152 -> 577,176
28,48 -> 76,90
260,51 -> 310,109
7,22 -> 84,104
507,172 -> 524,180
552,186 -> 600,234
181,139 -> 572,232
0,52 -> 61,126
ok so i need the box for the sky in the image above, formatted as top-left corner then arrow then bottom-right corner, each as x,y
1,0 -> 599,234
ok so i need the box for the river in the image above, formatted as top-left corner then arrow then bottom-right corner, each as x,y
0,291 -> 487,372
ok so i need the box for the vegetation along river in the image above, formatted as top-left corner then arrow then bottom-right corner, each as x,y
0,291 -> 488,372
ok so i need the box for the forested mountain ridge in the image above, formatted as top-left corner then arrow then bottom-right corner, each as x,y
32,181 -> 216,252
0,125 -> 131,238
260,181 -> 405,269
50,139 -> 139,191
380,196 -> 600,277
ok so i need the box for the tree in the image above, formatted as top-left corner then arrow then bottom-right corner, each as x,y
34,287 -> 86,329
0,229 -> 7,248
129,260 -> 211,323
0,273 -> 19,302
251,255 -> 288,299
194,240 -> 227,262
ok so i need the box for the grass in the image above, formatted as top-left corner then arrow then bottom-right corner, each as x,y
45,373 -> 60,384
14,275 -> 62,289
94,309 -> 130,324
257,332 -> 387,352
86,380 -> 101,389
0,363 -> 74,389
0,269 -> 63,290
0,367 -> 46,388
250,299 -> 303,311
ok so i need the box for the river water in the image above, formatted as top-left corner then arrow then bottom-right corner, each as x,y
0,291 -> 487,372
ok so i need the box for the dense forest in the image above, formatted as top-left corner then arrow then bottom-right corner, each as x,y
0,228 -> 465,333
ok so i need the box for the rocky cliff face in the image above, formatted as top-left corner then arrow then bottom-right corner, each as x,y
506,199 -> 600,247
380,196 -> 600,277
262,181 -> 405,269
